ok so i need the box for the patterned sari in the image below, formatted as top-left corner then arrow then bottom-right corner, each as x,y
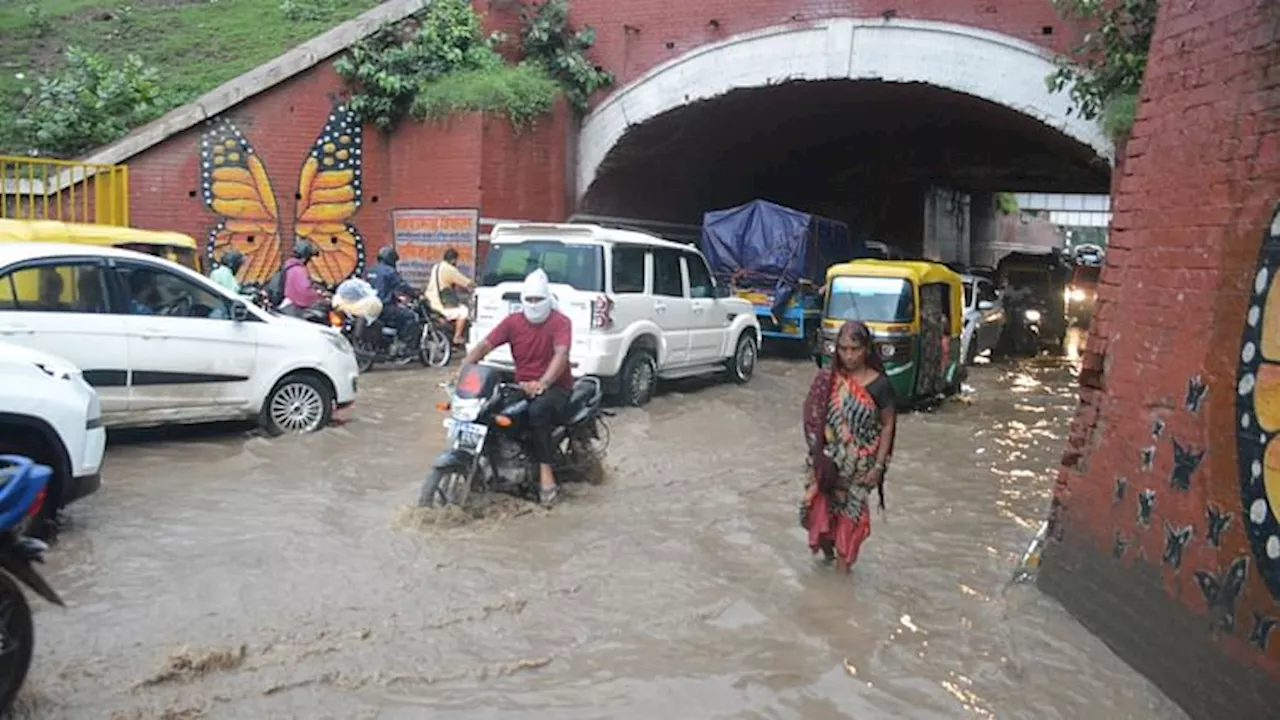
802,367 -> 885,571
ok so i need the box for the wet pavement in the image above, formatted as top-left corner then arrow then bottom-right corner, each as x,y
15,349 -> 1188,719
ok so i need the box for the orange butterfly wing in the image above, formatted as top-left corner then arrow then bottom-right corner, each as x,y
293,104 -> 366,288
199,118 -> 283,284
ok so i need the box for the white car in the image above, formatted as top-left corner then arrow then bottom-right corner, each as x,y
0,243 -> 359,435
960,273 -> 1007,364
0,341 -> 104,534
468,223 -> 761,406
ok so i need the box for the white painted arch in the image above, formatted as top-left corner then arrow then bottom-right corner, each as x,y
577,18 -> 1113,202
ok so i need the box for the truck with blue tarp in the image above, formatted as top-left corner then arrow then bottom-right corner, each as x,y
699,199 -> 863,350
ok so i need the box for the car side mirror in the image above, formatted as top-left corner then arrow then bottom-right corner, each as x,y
231,300 -> 250,321
713,284 -> 731,299
977,300 -> 994,311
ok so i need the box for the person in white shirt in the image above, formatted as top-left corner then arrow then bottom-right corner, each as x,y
426,248 -> 475,346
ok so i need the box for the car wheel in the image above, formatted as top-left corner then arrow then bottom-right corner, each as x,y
728,332 -> 757,384
618,350 -> 657,407
261,373 -> 334,436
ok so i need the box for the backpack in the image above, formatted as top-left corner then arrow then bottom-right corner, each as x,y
265,268 -> 286,307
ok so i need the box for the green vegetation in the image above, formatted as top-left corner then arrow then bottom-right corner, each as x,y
335,0 -> 611,130
0,0 -> 382,157
996,192 -> 1020,215
1046,0 -> 1159,143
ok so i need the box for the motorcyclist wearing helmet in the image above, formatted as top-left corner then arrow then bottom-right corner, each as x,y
210,249 -> 244,293
280,240 -> 324,316
367,245 -> 421,346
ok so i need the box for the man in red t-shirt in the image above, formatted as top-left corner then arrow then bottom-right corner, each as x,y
458,268 -> 572,506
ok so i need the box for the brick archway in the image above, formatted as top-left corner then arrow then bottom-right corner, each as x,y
577,18 -> 1113,202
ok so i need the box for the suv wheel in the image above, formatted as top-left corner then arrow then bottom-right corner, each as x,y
618,350 -> 657,407
728,333 -> 758,384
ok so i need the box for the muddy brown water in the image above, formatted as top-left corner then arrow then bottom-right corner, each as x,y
13,349 -> 1188,719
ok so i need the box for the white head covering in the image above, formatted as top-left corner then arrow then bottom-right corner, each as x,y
521,268 -> 553,324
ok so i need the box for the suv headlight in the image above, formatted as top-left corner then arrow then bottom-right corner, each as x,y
1024,309 -> 1042,322
34,361 -> 77,381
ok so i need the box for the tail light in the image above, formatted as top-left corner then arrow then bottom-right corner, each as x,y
591,295 -> 614,329
26,486 -> 46,520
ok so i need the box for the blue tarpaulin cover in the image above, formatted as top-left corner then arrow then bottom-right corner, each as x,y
699,199 -> 862,316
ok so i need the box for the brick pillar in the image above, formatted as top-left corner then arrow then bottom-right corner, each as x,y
1038,1 -> 1280,717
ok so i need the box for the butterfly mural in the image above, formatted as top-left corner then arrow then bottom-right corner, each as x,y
198,104 -> 367,287
1234,204 -> 1280,602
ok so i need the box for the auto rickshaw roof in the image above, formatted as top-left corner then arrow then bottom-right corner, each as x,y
825,258 -> 964,285
0,219 -> 197,249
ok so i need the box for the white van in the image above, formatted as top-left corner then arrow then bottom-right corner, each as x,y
467,223 -> 761,406
0,243 -> 359,435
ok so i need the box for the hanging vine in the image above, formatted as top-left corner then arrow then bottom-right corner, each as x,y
1045,0 -> 1159,143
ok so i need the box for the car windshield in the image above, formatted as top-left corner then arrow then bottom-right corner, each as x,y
481,240 -> 604,292
826,276 -> 914,323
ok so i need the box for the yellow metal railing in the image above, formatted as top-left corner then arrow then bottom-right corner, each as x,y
0,156 -> 129,226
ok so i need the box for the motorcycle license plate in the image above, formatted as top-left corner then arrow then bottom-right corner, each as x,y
445,419 -> 488,451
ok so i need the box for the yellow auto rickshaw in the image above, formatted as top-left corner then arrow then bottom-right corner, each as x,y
0,219 -> 200,270
816,259 -> 965,404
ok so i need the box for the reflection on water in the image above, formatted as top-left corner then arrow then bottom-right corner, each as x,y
15,354 -> 1186,719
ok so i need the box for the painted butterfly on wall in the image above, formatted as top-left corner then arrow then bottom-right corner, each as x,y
198,103 -> 367,287
1233,204 -> 1280,602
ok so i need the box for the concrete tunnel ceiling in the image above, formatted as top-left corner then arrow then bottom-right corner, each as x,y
577,18 -> 1114,224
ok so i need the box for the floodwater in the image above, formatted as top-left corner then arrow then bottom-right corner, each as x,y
15,348 -> 1188,719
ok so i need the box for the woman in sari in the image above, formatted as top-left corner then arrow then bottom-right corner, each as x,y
801,320 -> 898,572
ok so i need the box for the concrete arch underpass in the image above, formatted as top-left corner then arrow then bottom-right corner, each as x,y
577,19 -> 1114,257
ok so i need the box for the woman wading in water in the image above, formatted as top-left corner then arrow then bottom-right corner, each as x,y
801,320 -> 898,572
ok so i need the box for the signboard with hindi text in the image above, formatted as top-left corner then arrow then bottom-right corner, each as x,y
390,208 -> 480,288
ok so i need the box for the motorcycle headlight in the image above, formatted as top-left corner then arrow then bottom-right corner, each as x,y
1067,288 -> 1087,302
1024,309 -> 1042,322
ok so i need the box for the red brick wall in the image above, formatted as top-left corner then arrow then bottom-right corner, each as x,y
1039,1 -> 1280,717
546,0 -> 1080,97
124,57 -> 568,284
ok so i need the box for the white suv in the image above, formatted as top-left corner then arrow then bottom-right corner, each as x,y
468,223 -> 761,405
0,341 -> 104,535
0,243 -> 359,435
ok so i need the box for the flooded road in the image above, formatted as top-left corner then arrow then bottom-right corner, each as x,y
17,354 -> 1187,719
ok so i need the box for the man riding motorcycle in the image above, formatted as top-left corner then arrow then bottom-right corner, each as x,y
367,246 -> 422,348
426,247 -> 474,346
457,268 -> 571,507
280,240 -> 325,318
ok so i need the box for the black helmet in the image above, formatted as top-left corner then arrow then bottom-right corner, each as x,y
377,246 -> 399,266
293,240 -> 318,262
219,249 -> 244,273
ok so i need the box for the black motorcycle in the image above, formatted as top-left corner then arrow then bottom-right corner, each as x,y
418,364 -> 610,509
335,297 -> 451,372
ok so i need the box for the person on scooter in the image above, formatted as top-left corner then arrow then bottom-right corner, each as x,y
458,268 -> 571,507
210,249 -> 244,293
280,240 -> 324,318
367,245 -> 421,348
426,248 -> 474,347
